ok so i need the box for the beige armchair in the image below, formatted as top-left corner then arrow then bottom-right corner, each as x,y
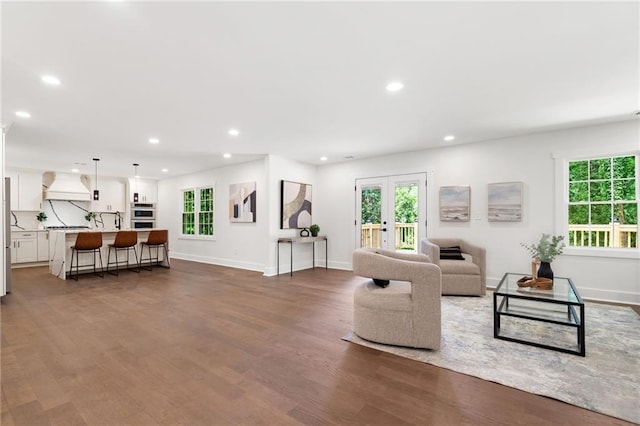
420,238 -> 486,296
352,248 -> 442,350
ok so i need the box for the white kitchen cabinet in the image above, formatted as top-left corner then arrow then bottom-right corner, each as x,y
11,232 -> 38,264
6,170 -> 43,211
128,178 -> 158,203
89,177 -> 126,213
37,231 -> 49,262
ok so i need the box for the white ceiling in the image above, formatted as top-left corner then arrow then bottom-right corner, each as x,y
2,1 -> 639,180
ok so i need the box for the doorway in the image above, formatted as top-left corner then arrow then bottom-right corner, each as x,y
355,173 -> 426,252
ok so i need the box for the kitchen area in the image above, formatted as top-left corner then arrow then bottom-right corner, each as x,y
4,167 -> 167,283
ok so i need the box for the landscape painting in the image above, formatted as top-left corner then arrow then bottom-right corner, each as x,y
439,186 -> 470,222
229,182 -> 257,223
488,182 -> 523,222
281,180 -> 312,229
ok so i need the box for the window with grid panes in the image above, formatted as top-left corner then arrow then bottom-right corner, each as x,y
181,186 -> 214,236
568,155 -> 638,249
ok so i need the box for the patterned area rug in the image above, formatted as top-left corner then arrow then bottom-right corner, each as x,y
343,295 -> 640,424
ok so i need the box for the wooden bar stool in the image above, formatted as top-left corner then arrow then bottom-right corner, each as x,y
106,230 -> 140,275
69,232 -> 104,281
139,229 -> 170,271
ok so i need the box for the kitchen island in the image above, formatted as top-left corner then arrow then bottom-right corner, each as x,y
49,228 -> 169,280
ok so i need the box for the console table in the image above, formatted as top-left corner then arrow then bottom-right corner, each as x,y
277,236 -> 328,276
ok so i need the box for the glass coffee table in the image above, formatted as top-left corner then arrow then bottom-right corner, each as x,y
493,273 -> 585,356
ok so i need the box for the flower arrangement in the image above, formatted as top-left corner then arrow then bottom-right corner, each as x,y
36,212 -> 47,222
84,212 -> 96,222
309,224 -> 320,236
521,233 -> 565,263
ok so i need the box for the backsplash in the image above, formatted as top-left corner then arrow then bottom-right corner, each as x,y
11,200 -> 125,230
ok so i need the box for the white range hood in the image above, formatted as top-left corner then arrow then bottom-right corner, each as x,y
44,172 -> 91,201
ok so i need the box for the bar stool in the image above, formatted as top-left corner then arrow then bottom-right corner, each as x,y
139,229 -> 170,271
69,232 -> 104,281
106,230 -> 140,275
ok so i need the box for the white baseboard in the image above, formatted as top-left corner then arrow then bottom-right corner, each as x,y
170,252 -> 264,273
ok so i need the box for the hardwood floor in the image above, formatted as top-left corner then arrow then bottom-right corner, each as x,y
1,260 -> 632,425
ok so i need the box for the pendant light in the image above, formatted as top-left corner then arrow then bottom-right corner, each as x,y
92,158 -> 100,201
133,163 -> 139,202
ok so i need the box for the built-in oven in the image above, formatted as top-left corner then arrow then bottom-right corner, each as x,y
131,203 -> 156,219
131,203 -> 156,229
131,220 -> 155,229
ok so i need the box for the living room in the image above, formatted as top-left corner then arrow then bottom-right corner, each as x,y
1,1 -> 639,425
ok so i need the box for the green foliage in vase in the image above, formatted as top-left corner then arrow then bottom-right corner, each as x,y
521,234 -> 565,263
85,212 -> 96,222
36,212 -> 47,222
309,224 -> 320,235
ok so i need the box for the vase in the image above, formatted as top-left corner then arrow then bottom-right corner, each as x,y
537,261 -> 554,281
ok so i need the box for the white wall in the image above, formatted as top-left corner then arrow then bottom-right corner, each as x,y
316,120 -> 640,304
157,159 -> 269,272
266,155 -> 318,276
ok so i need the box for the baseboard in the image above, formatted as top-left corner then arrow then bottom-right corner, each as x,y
170,252 -> 264,273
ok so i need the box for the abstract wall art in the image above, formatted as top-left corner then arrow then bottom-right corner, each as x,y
280,180 -> 312,229
488,182 -> 523,222
229,181 -> 257,223
439,185 -> 470,222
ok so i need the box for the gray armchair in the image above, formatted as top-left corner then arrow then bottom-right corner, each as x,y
420,238 -> 486,296
352,248 -> 441,350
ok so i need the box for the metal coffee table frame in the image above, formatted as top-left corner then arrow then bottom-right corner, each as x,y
493,273 -> 585,356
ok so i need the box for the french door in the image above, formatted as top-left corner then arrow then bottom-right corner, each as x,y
355,173 -> 426,251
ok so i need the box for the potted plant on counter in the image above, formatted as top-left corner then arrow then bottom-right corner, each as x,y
36,212 -> 47,229
309,224 -> 320,237
85,212 -> 96,227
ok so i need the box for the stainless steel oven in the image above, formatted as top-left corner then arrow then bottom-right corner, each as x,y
131,203 -> 155,219
131,203 -> 156,229
131,220 -> 155,229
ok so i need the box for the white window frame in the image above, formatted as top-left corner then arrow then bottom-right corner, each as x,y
554,149 -> 639,259
180,185 -> 215,240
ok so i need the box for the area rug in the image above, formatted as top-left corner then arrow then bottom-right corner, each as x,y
343,296 -> 640,424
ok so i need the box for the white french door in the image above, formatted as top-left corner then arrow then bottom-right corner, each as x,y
355,173 -> 426,251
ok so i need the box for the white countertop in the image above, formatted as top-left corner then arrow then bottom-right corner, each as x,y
48,228 -> 167,234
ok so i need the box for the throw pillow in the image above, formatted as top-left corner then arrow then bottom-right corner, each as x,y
373,278 -> 390,287
440,245 -> 465,260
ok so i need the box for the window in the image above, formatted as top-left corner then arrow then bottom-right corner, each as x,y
567,155 -> 638,249
181,186 -> 214,237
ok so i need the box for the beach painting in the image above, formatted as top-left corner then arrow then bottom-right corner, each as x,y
439,186 -> 470,222
488,182 -> 523,222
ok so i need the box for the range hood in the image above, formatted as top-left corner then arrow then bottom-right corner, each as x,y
44,172 -> 91,201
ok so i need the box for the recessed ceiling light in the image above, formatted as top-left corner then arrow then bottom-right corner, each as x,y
444,135 -> 455,142
386,81 -> 404,92
223,153 -> 232,158
161,168 -> 168,173
228,129 -> 239,136
15,111 -> 31,118
149,138 -> 159,144
41,75 -> 61,85
71,168 -> 79,173
320,156 -> 328,161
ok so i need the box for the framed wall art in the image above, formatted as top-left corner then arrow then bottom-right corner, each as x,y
229,181 -> 257,223
439,186 -> 470,222
280,180 -> 312,229
488,181 -> 523,222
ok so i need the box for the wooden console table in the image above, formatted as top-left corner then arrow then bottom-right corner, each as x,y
277,236 -> 328,276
